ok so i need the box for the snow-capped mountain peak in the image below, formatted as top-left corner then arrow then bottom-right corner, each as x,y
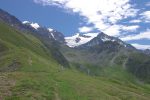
65,32 -> 134,49
22,21 -> 40,30
22,21 -> 30,24
48,28 -> 54,32
79,32 -> 135,49
30,23 -> 40,30
65,33 -> 99,47
22,21 -> 65,43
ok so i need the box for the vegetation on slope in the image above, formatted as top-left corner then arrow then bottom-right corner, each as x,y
127,52 -> 150,83
0,21 -> 150,100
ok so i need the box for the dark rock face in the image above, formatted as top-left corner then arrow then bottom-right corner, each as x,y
23,23 -> 65,44
143,49 -> 150,56
48,30 -> 65,43
79,34 -> 91,38
78,32 -> 135,52
75,37 -> 81,43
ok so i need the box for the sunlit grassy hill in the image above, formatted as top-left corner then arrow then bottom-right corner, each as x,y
0,20 -> 150,100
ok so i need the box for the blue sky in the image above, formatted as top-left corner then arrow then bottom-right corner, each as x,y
0,0 -> 81,35
0,0 -> 150,49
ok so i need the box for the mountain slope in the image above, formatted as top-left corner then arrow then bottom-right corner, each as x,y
61,32 -> 150,83
0,9 -> 69,67
23,21 -> 65,43
0,22 -> 150,99
0,8 -> 150,100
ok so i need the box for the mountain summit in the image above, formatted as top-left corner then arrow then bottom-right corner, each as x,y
65,32 -> 134,50
22,21 -> 65,43
79,32 -> 135,49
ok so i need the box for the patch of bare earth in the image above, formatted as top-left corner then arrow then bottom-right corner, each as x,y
0,73 -> 16,100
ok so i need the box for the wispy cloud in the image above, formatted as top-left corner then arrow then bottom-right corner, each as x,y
121,29 -> 150,41
33,0 -> 138,36
122,25 -> 139,32
145,2 -> 150,6
132,43 -> 150,50
103,25 -> 139,36
103,25 -> 121,36
129,19 -> 141,23
140,11 -> 150,23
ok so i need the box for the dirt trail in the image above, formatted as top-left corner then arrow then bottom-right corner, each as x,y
54,83 -> 61,100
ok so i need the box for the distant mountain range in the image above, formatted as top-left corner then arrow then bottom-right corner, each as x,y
22,20 -> 136,51
0,8 -> 150,83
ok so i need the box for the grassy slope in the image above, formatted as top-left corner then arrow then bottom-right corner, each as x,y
0,22 -> 150,100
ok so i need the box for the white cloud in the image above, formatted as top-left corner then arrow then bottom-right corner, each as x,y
132,43 -> 150,50
129,19 -> 141,23
121,29 -> 150,41
78,26 -> 93,33
103,25 -> 121,36
103,25 -> 139,36
122,25 -> 139,32
140,11 -> 150,22
146,2 -> 150,6
33,0 -> 138,36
